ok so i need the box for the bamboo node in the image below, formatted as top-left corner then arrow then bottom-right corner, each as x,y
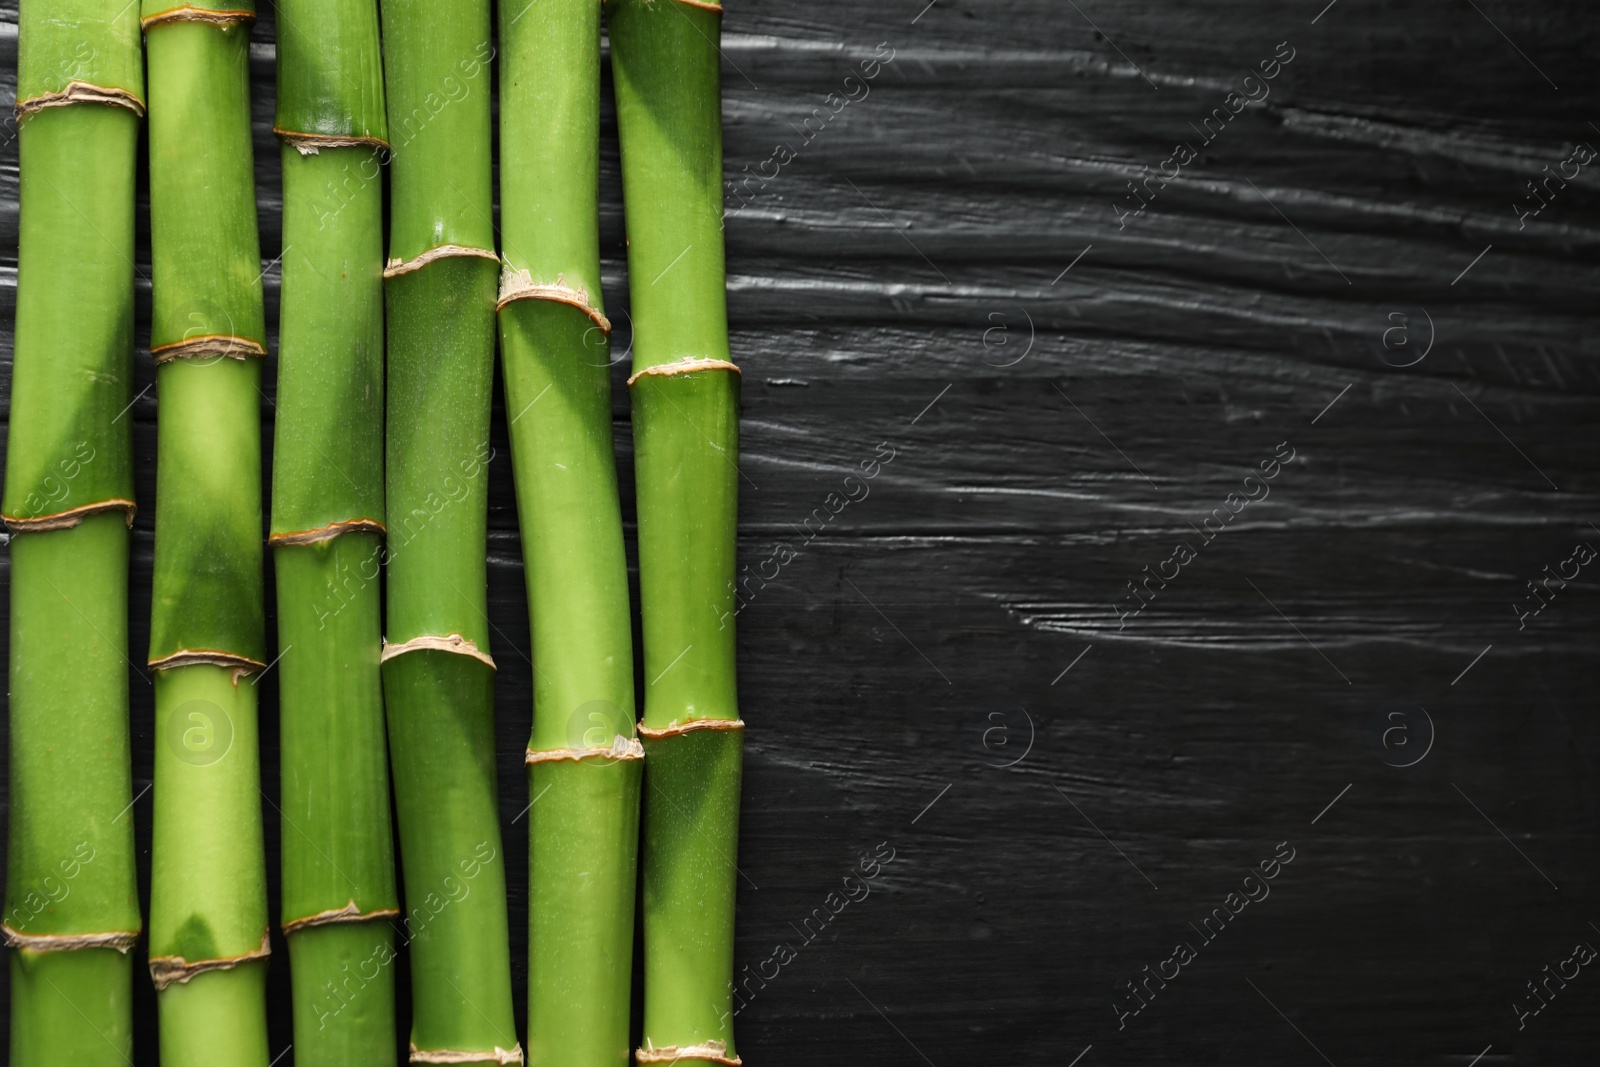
148,931 -> 270,991
627,359 -> 741,387
269,517 -> 387,546
496,267 -> 612,333
409,1043 -> 524,1065
140,6 -> 257,30
282,901 -> 401,935
525,735 -> 645,764
637,1040 -> 741,1065
148,649 -> 267,673
274,128 -> 390,156
3,498 -> 137,534
381,633 -> 497,670
151,335 -> 267,364
1,925 -> 140,954
384,245 -> 499,278
637,718 -> 746,739
14,82 -> 145,121
667,0 -> 724,12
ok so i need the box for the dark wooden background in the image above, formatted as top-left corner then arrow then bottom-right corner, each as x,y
4,1 -> 1600,1064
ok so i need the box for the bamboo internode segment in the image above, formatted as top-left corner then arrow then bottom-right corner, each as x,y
6,2 -> 144,1061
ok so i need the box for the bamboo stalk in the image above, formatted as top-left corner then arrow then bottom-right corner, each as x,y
379,1 -> 519,1062
3,2 -> 143,1062
141,2 -> 270,1064
608,0 -> 744,1063
271,1 -> 398,1064
497,3 -> 641,1066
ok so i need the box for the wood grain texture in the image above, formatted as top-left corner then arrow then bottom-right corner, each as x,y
3,1 -> 1599,1064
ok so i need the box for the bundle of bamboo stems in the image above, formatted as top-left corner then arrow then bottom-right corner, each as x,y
4,2 -> 143,1063
4,0 -> 745,1060
271,1 -> 399,1064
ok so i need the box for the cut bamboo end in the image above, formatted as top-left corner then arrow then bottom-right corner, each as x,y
140,6 -> 256,30
495,268 -> 611,333
151,335 -> 268,363
1,926 -> 140,954
148,649 -> 267,673
670,0 -> 723,12
14,82 -> 145,120
281,901 -> 401,936
626,358 -> 741,387
148,930 -> 271,991
637,717 -> 745,740
274,129 -> 390,156
3,499 -> 137,533
409,1043 -> 524,1065
525,736 -> 644,764
268,517 -> 387,546
637,1041 -> 741,1066
384,244 -> 499,279
381,633 -> 496,670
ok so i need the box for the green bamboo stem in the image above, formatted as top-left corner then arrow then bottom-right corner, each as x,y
379,0 -> 518,1062
498,2 -> 641,1065
609,0 -> 744,1063
271,2 -> 397,1063
4,2 -> 144,1062
142,2 -> 270,1064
